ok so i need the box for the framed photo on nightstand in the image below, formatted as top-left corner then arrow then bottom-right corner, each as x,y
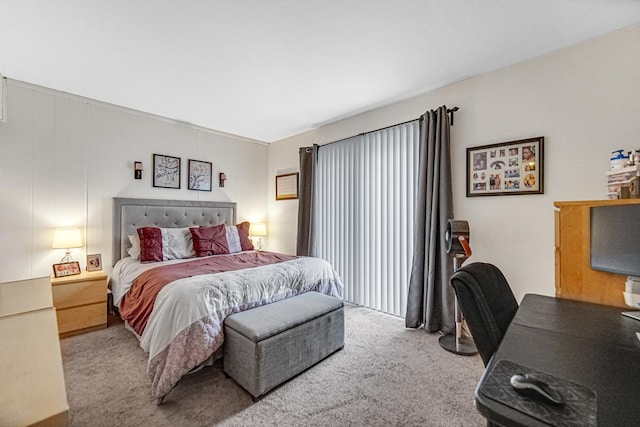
86,254 -> 102,271
53,261 -> 81,278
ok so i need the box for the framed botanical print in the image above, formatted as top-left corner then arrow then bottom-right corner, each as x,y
466,137 -> 544,197
188,159 -> 212,191
153,154 -> 181,189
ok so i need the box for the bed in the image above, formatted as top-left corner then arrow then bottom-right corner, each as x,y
108,198 -> 344,402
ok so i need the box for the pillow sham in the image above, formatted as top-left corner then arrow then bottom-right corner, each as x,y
137,227 -> 196,263
127,232 -> 141,260
236,221 -> 254,251
190,224 -> 230,257
225,222 -> 254,253
225,225 -> 242,253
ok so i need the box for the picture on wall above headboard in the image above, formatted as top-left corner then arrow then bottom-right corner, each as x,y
188,159 -> 213,191
153,153 -> 181,189
466,137 -> 544,197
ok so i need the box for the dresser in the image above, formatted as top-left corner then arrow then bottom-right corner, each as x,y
554,198 -> 640,307
0,277 -> 69,426
51,270 -> 108,337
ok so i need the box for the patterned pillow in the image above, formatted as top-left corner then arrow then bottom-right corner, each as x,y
225,226 -> 242,253
137,227 -> 196,263
190,224 -> 230,257
225,222 -> 254,253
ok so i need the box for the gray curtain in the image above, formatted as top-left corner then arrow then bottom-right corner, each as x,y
405,106 -> 455,333
296,144 -> 318,256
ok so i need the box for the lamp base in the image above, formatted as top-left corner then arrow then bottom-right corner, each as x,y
438,334 -> 478,356
60,250 -> 73,263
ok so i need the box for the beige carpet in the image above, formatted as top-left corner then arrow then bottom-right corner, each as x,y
60,304 -> 486,427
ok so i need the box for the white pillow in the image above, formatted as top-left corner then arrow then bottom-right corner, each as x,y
225,226 -> 242,253
162,227 -> 196,260
127,232 -> 141,260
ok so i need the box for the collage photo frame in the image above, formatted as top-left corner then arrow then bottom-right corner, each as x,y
466,137 -> 544,197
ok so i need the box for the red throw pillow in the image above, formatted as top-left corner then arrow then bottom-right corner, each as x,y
138,227 -> 164,263
190,224 -> 230,256
236,221 -> 254,251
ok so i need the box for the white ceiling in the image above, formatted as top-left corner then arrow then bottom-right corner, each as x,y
1,1 -> 640,142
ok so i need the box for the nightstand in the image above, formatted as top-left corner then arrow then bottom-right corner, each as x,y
51,270 -> 108,337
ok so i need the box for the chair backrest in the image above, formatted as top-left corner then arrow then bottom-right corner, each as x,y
450,262 -> 518,366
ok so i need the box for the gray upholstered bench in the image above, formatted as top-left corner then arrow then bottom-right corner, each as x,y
223,291 -> 344,400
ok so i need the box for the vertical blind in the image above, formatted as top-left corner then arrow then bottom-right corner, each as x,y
313,121 -> 420,316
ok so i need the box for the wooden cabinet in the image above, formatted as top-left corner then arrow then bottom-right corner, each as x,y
554,199 -> 640,308
0,277 -> 69,426
51,270 -> 108,337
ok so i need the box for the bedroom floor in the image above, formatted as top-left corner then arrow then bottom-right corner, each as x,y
59,304 -> 485,427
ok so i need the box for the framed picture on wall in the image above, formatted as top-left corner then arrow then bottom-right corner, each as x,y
275,173 -> 299,200
188,159 -> 212,191
466,137 -> 544,197
153,154 -> 181,189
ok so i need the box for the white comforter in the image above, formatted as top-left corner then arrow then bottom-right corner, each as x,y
109,253 -> 344,401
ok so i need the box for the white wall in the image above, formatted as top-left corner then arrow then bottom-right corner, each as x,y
3,24 -> 638,296
0,80 -> 268,283
267,24 -> 640,302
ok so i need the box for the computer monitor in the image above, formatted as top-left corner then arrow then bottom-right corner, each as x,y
590,204 -> 640,320
590,204 -> 640,277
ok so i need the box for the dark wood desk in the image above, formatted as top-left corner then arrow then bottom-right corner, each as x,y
475,294 -> 640,427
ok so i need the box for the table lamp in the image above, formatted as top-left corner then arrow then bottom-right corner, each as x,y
52,227 -> 83,262
249,223 -> 267,251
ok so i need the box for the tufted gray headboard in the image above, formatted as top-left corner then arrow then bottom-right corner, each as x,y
112,198 -> 237,266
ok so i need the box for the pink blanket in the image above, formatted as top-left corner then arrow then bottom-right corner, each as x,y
119,251 -> 297,335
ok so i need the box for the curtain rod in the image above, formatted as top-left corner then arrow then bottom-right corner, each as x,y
419,106 -> 459,124
361,106 -> 459,135
447,106 -> 459,126
357,118 -> 419,137
320,106 -> 460,148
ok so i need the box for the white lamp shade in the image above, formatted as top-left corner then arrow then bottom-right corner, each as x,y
52,228 -> 83,249
249,223 -> 267,236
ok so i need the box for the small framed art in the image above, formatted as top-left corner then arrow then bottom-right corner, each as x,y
153,154 -> 181,189
86,254 -> 102,271
53,261 -> 81,278
276,173 -> 299,200
188,159 -> 212,191
466,137 -> 544,197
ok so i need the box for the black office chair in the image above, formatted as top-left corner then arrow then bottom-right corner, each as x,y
450,262 -> 518,367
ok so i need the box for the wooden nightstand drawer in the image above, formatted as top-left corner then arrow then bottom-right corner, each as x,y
51,270 -> 108,337
52,280 -> 106,309
56,303 -> 107,336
